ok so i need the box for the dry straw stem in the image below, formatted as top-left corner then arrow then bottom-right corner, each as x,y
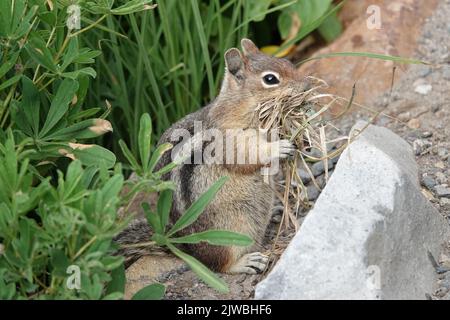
256,76 -> 356,228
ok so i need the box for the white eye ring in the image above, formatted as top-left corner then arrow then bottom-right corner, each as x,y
261,71 -> 281,88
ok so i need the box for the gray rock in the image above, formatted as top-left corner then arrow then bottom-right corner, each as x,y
435,172 -> 447,185
421,175 -> 437,190
435,185 -> 450,198
306,185 -> 320,201
437,148 -> 449,160
442,65 -> 450,80
417,66 -> 432,77
413,139 -> 432,155
331,155 -> 340,165
311,160 -> 334,177
297,169 -> 312,184
421,131 -> 433,139
255,121 -> 449,300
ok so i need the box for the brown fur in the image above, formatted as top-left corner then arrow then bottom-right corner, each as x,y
119,39 -> 303,273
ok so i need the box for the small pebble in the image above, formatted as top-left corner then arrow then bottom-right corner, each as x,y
436,172 -> 448,185
311,161 -> 334,177
407,118 -> 421,129
437,147 -> 449,160
414,84 -> 432,95
417,66 -> 432,77
440,198 -> 450,207
421,131 -> 433,138
398,112 -> 411,122
435,185 -> 450,198
331,155 -> 340,165
306,185 -> 320,201
435,161 -> 446,169
413,139 -> 432,155
435,286 -> 449,298
297,169 -> 312,184
442,65 -> 450,80
421,175 -> 437,190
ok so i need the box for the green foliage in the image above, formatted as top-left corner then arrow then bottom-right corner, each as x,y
0,0 -> 163,300
83,0 -> 290,157
0,130 -> 126,299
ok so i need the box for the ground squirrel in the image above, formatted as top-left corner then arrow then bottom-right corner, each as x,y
118,39 -> 305,274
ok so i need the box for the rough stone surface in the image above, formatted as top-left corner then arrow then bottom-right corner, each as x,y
255,121 -> 449,300
296,0 -> 438,108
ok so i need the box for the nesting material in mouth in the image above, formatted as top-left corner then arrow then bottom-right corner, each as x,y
256,76 -> 355,231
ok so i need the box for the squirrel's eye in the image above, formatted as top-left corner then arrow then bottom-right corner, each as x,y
262,73 -> 280,86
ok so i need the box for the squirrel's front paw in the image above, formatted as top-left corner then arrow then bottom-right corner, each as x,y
228,252 -> 269,274
273,139 -> 296,159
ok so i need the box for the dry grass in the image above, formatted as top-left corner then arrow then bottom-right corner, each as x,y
256,76 -> 357,273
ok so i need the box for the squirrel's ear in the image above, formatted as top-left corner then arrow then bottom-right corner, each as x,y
241,38 -> 259,56
224,48 -> 244,77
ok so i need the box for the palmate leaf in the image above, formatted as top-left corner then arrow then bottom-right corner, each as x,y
19,76 -> 40,136
39,78 -> 79,138
25,33 -> 58,73
167,176 -> 228,237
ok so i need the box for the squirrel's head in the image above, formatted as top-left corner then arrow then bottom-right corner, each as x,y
219,39 -> 302,104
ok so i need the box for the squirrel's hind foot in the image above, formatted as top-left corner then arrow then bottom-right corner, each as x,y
227,252 -> 269,274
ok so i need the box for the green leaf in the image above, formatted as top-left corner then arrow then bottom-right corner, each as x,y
170,230 -> 253,247
317,8 -> 343,43
167,176 -> 228,237
119,139 -> 141,172
0,74 -> 21,91
167,243 -> 228,293
131,283 -> 165,300
277,11 -> 292,40
71,144 -> 116,168
138,113 -> 152,172
25,33 -> 58,73
44,119 -> 100,140
0,51 -> 20,78
277,0 -> 346,54
142,202 -> 162,234
247,0 -> 273,22
62,67 -> 97,80
105,263 -> 125,296
39,78 -> 79,137
110,0 -> 155,15
148,142 -> 172,173
50,249 -> 70,277
20,76 -> 40,136
157,189 -> 172,231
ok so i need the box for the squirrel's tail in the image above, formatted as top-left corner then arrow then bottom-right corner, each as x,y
113,217 -> 169,267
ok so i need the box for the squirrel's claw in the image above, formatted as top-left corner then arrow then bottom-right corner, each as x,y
228,252 -> 269,274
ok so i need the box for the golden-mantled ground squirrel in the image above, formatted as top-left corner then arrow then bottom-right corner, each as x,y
118,39 -> 305,274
